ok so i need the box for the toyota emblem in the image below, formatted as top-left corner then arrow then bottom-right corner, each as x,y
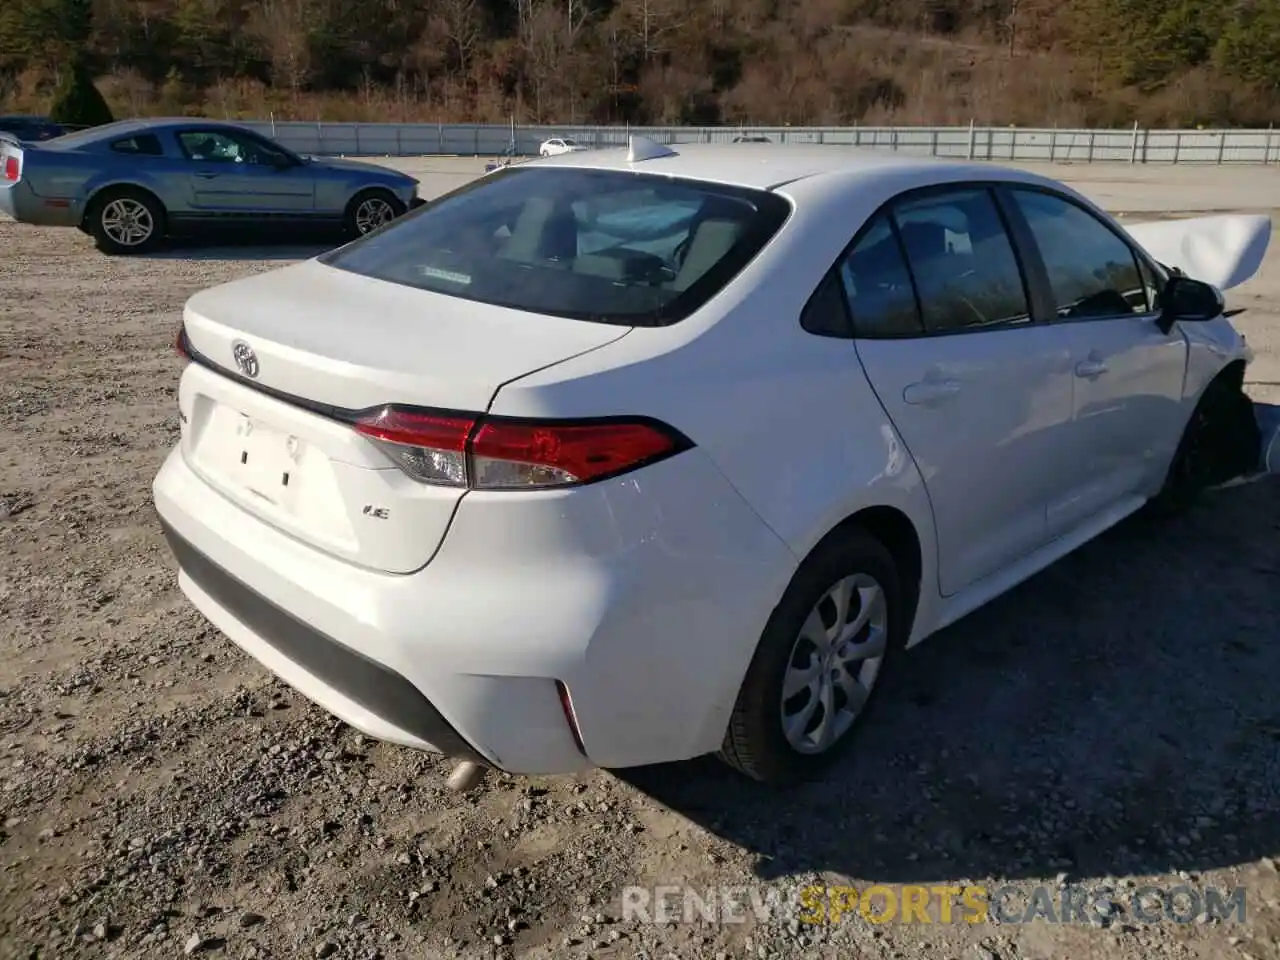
231,340 -> 259,379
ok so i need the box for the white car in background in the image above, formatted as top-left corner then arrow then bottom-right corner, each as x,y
154,138 -> 1268,787
539,136 -> 588,157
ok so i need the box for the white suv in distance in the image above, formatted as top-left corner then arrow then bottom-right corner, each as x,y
153,140 -> 1266,786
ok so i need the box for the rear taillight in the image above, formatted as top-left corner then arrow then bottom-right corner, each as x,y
352,408 -> 471,486
3,156 -> 18,181
175,323 -> 190,360
352,405 -> 691,489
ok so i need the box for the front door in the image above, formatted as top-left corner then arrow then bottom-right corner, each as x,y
843,188 -> 1077,597
176,129 -> 315,216
1002,186 -> 1189,536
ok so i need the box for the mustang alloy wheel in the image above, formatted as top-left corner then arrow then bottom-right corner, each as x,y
347,190 -> 406,237
89,188 -> 166,255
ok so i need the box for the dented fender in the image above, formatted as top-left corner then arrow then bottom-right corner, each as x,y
1119,214 -> 1267,402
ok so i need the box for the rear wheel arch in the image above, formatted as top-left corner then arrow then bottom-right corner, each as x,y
807,505 -> 924,638
718,511 -> 920,784
82,182 -> 165,230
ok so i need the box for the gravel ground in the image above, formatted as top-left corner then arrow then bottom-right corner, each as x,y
1,162 -> 1278,960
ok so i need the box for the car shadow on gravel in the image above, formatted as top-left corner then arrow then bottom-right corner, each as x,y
618,477 -> 1280,886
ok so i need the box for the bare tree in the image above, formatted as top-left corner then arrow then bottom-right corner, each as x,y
435,0 -> 484,74
510,0 -> 534,42
247,0 -> 314,94
522,2 -> 551,118
612,0 -> 685,62
566,0 -> 591,45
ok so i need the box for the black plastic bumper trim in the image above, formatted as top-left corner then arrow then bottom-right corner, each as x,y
157,516 -> 486,765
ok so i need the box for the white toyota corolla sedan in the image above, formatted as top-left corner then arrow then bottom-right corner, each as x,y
153,138 -> 1268,786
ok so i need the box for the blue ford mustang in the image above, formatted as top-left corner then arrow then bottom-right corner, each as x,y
0,118 -> 422,254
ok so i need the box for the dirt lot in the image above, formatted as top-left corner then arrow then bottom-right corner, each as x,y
1,161 -> 1279,960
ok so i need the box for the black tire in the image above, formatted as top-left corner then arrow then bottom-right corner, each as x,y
344,189 -> 406,238
87,186 -> 166,255
719,528 -> 906,786
1146,372 -> 1260,517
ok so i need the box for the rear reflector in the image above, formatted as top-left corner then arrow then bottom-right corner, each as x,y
3,156 -> 17,181
352,405 -> 692,489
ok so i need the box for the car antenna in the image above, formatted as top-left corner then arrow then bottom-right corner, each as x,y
627,135 -> 677,163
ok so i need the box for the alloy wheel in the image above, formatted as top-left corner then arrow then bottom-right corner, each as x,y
354,197 -> 397,234
100,198 -> 155,247
780,573 -> 888,754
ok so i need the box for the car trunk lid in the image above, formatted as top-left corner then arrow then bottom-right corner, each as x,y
178,259 -> 631,573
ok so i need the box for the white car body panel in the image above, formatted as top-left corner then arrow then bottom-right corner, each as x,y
855,327 -> 1076,596
182,258 -> 630,412
1043,316 -> 1188,537
1123,213 -> 1267,405
154,439 -> 799,770
1180,315 -> 1254,401
1124,213 -> 1271,292
153,142 -> 1266,775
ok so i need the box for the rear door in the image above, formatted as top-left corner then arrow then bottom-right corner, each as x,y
1001,186 -> 1188,535
175,128 -> 315,215
847,186 -> 1076,597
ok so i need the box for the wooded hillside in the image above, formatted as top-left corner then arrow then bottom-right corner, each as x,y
2,0 -> 1280,126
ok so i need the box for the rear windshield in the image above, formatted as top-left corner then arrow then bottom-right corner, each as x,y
319,166 -> 791,326
43,121 -> 139,150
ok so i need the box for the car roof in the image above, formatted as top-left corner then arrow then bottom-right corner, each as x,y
530,140 -> 1034,192
43,117 -> 262,149
117,118 -> 259,135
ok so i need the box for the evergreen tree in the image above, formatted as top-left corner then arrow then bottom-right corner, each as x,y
49,58 -> 116,127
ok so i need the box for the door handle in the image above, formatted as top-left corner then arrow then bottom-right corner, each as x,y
194,172 -> 219,180
903,378 -> 962,406
1075,358 -> 1109,378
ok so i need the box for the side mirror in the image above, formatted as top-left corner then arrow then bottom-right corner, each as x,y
1157,275 -> 1224,334
268,152 -> 295,170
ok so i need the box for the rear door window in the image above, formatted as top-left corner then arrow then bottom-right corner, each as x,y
836,214 -> 922,337
111,133 -> 164,156
320,167 -> 791,326
890,188 -> 1032,333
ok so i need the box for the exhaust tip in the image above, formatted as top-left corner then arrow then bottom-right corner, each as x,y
446,760 -> 486,793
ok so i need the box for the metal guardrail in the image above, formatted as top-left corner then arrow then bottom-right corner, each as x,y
238,120 -> 1280,164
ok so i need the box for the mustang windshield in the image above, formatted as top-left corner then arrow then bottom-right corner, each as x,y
319,166 -> 791,326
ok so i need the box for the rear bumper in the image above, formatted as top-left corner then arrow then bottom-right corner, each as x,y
158,517 -> 486,764
0,181 -> 80,226
152,437 -> 796,774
